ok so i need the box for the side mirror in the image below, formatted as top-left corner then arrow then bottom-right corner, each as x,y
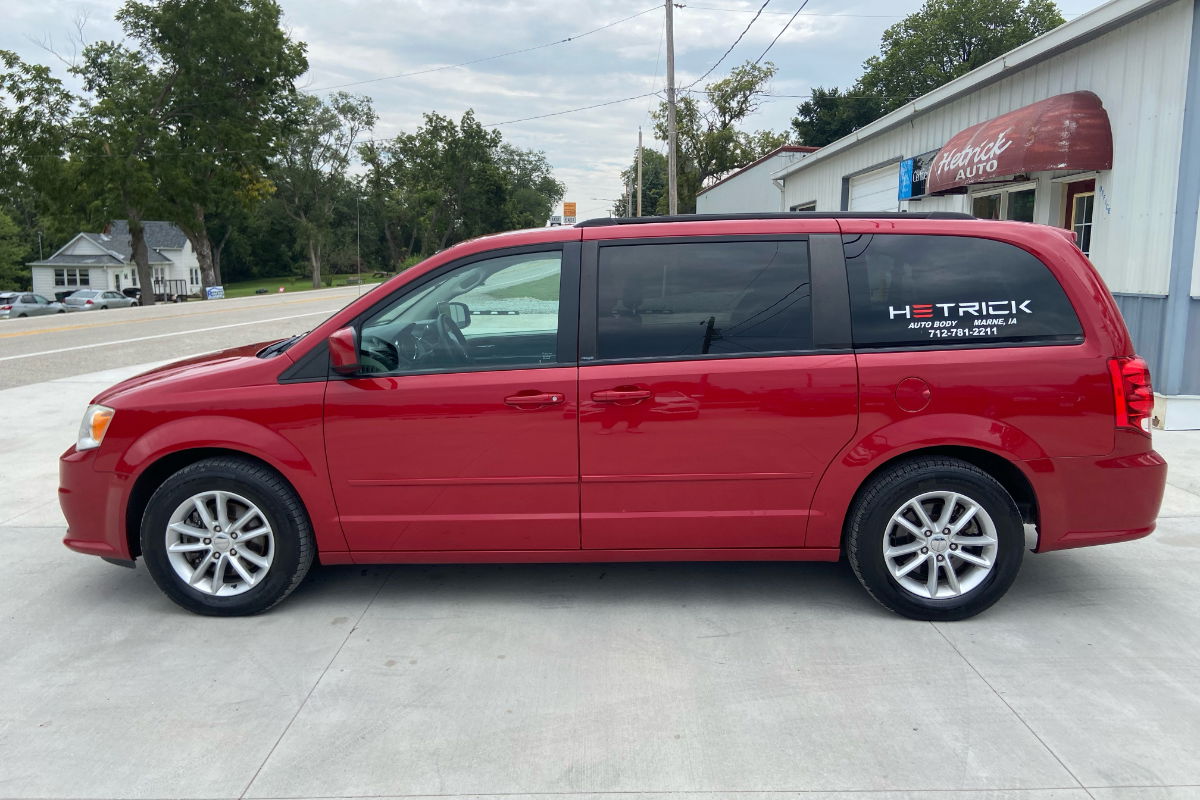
439,301 -> 471,329
328,326 -> 361,375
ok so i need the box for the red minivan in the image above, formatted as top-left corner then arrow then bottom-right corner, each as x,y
59,213 -> 1167,619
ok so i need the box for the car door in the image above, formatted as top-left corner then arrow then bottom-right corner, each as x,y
323,244 -> 582,553
577,234 -> 859,551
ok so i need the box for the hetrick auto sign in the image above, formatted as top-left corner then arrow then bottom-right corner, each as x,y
931,131 -> 1014,187
926,91 -> 1114,195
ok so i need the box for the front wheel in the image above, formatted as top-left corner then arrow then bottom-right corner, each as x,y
846,456 -> 1025,621
140,457 -> 315,615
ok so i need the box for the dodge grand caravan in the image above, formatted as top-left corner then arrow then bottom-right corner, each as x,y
59,213 -> 1168,620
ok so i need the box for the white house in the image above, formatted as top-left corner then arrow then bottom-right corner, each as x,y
28,221 -> 202,299
695,146 -> 820,213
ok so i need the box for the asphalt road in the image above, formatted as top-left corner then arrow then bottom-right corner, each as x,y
0,284 -> 378,390
1,288 -> 1199,799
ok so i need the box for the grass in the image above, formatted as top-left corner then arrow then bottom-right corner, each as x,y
221,274 -> 389,299
485,273 -> 559,301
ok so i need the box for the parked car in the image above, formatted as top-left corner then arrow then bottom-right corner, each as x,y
0,292 -> 67,318
63,289 -> 139,311
59,213 -> 1166,619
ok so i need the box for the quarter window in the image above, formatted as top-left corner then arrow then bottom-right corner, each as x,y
358,251 -> 563,375
595,241 -> 812,361
844,234 -> 1082,348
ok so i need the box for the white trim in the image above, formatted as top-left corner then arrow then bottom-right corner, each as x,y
1050,171 -> 1101,184
772,0 -> 1177,181
969,180 -> 1039,196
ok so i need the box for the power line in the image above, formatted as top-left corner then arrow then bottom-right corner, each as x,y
484,91 -> 663,127
755,0 -> 812,64
307,5 -> 662,92
687,4 -> 899,17
684,0 -> 771,89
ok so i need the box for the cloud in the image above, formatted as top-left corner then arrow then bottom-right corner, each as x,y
3,0 -> 1102,223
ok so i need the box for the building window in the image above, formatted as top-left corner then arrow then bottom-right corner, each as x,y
791,201 -> 816,212
970,185 -> 1035,222
1064,179 -> 1096,257
54,268 -> 89,287
153,267 -> 166,283
190,268 -> 201,286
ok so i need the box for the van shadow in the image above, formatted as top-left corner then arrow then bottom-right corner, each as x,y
292,558 -> 884,618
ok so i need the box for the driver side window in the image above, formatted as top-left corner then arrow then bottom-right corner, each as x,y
358,250 -> 564,376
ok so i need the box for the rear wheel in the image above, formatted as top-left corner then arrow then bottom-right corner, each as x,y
846,456 -> 1024,621
140,457 -> 314,615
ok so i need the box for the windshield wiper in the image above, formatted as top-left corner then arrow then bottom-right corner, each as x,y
258,332 -> 306,357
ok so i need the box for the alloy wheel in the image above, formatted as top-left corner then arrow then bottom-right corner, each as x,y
165,490 -> 275,596
882,491 -> 998,600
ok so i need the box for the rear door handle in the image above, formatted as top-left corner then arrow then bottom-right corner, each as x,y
504,391 -> 565,408
591,387 -> 653,403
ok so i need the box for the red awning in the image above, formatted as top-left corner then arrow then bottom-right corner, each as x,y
927,91 -> 1113,195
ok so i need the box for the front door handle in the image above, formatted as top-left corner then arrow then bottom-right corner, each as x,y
591,387 -> 653,403
504,390 -> 565,408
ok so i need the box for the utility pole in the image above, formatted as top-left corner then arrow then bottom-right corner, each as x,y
637,127 -> 644,217
626,181 -> 632,218
665,0 -> 679,215
356,195 -> 362,296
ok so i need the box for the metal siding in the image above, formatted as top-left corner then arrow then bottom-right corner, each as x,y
31,269 -> 53,297
1115,294 -> 1167,368
780,0 -> 1192,295
1186,298 -> 1200,393
696,153 -> 795,212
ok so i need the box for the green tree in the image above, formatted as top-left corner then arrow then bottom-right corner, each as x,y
115,0 -> 308,292
790,86 -> 884,147
610,148 -> 667,218
859,0 -> 1064,111
366,110 -> 565,259
0,211 -> 28,289
72,42 -> 167,303
272,92 -> 376,289
0,50 -> 76,289
652,61 -> 781,212
792,0 -> 1064,145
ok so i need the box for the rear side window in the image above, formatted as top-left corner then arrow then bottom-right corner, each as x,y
844,234 -> 1083,348
596,240 -> 812,360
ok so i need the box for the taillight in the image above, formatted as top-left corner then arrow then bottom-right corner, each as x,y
85,299 -> 94,305
0,305 -> 11,311
1108,356 -> 1154,435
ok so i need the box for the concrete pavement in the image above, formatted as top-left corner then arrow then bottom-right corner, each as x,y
1,302 -> 1199,799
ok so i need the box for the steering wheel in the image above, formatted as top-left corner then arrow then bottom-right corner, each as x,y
436,313 -> 471,365
360,335 -> 399,373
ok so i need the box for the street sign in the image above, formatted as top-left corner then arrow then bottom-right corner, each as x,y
564,216 -> 577,224
563,202 -> 577,218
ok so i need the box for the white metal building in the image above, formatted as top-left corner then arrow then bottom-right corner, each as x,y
772,0 -> 1200,428
28,221 -> 202,300
696,146 -> 819,213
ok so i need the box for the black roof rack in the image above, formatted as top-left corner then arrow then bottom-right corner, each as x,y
575,211 -> 975,227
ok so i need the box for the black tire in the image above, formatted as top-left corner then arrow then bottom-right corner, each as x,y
17,313 -> 25,318
130,301 -> 140,307
846,456 -> 1024,621
140,456 -> 315,616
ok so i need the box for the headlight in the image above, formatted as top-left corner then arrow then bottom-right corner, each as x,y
77,405 -> 115,451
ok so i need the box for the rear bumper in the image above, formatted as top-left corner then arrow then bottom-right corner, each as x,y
60,446 -> 133,560
1029,432 -> 1167,552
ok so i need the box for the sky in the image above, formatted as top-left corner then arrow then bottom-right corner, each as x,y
3,0 -> 1105,224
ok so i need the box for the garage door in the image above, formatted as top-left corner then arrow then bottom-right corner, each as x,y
847,164 -> 900,212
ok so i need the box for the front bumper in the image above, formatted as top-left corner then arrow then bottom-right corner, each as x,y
60,446 -> 133,561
